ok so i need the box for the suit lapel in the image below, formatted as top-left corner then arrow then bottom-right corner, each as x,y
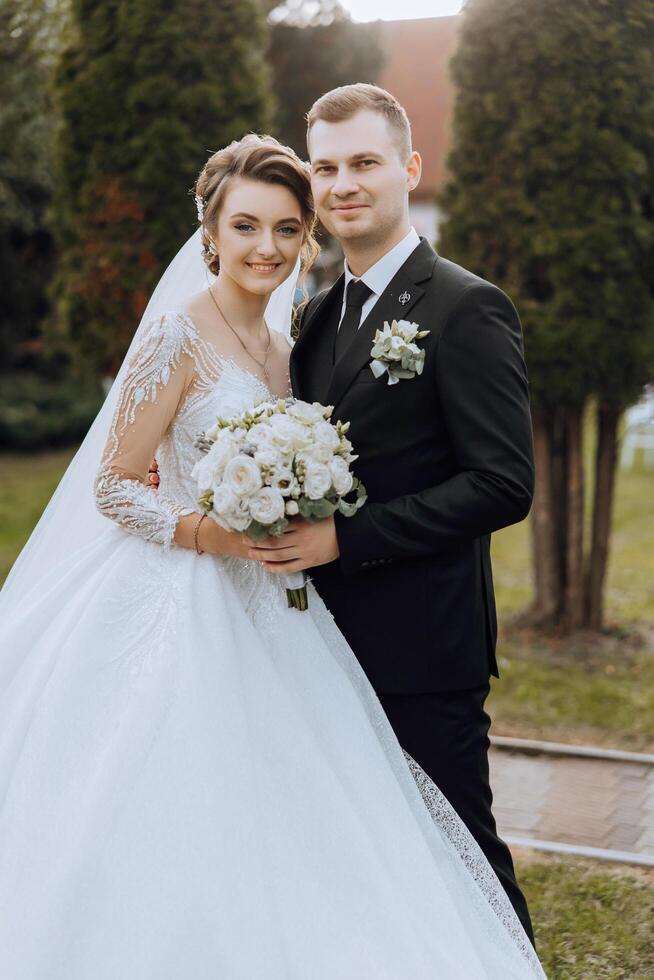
326,238 -> 438,414
290,275 -> 344,403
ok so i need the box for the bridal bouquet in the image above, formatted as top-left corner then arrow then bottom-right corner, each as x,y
193,398 -> 366,610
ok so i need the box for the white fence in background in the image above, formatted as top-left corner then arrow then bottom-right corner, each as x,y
621,389 -> 654,470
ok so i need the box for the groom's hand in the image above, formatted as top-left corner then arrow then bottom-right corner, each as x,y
248,517 -> 339,573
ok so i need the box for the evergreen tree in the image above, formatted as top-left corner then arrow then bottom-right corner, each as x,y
438,0 -> 654,632
51,0 -> 272,377
0,0 -> 67,372
267,1 -> 386,158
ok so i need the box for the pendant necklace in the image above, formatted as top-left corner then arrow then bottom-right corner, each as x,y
207,285 -> 272,383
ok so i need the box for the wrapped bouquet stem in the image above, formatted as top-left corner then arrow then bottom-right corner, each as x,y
283,571 -> 307,611
193,398 -> 366,611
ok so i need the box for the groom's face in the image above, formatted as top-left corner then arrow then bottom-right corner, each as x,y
308,109 -> 420,247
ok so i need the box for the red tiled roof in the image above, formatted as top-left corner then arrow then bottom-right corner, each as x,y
376,16 -> 459,198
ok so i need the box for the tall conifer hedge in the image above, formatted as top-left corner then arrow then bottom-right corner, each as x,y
51,0 -> 272,377
438,0 -> 654,632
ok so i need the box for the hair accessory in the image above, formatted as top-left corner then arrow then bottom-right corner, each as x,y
194,194 -> 205,223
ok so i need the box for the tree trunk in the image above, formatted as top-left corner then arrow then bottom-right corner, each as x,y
584,403 -> 621,630
523,407 -> 560,626
563,407 -> 585,629
551,407 -> 568,602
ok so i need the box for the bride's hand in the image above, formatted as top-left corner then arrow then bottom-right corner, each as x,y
174,513 -> 254,558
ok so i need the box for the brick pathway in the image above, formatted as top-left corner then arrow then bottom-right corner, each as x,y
489,743 -> 654,861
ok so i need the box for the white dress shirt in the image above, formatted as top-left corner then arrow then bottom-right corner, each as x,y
338,226 -> 421,331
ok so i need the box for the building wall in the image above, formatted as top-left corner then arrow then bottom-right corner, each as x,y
377,15 -> 460,244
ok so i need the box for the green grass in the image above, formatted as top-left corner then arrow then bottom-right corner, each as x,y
487,435 -> 654,752
491,457 -> 654,625
517,853 -> 654,979
489,640 -> 654,752
0,448 -> 77,585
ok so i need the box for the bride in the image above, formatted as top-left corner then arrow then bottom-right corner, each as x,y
0,134 -> 546,979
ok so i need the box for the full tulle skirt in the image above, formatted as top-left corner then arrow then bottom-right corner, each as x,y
0,528 -> 544,978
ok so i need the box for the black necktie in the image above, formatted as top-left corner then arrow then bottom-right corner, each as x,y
334,279 -> 373,362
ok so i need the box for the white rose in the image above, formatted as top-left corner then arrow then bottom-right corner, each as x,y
249,487 -> 286,525
248,423 -> 275,448
269,414 -> 311,453
228,511 -> 252,532
330,456 -> 353,496
192,437 -> 238,486
285,499 -> 299,516
303,462 -> 332,500
269,466 -> 299,497
211,485 -> 239,516
312,419 -> 341,451
223,455 -> 263,497
297,444 -> 333,467
286,401 -> 325,426
192,450 -> 219,490
254,447 -> 283,468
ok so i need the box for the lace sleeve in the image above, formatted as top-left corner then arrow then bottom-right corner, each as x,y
94,312 -> 198,548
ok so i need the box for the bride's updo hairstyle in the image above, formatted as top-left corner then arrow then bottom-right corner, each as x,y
194,133 -> 319,279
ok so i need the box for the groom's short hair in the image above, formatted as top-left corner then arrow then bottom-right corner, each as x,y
306,84 -> 412,163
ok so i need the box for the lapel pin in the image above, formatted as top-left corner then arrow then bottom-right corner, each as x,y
399,291 -> 411,305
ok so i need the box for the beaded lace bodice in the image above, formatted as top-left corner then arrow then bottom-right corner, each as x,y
94,311 -> 291,547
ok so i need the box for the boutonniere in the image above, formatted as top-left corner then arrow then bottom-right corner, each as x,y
369,319 -> 430,386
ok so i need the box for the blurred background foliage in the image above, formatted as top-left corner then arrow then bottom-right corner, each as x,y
0,0 -> 386,446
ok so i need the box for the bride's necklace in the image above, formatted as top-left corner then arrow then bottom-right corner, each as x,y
207,285 -> 272,383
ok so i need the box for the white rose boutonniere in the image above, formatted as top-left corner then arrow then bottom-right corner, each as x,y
369,319 -> 430,385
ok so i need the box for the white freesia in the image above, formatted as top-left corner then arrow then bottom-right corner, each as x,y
223,455 -> 263,497
369,319 -> 430,386
249,487 -> 285,524
396,319 -> 419,341
304,462 -> 332,500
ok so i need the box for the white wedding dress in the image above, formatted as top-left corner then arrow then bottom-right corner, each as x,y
0,305 -> 545,979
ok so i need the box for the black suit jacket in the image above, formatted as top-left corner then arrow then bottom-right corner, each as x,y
289,238 -> 534,693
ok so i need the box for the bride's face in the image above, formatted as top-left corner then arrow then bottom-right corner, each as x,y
212,177 -> 304,296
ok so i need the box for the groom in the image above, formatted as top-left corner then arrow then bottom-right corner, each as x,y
253,83 -> 536,944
